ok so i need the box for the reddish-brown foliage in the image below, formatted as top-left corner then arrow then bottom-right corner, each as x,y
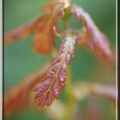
4,16 -> 42,45
34,29 -> 77,107
4,0 -> 114,117
4,64 -> 49,117
33,13 -> 58,55
71,5 -> 113,62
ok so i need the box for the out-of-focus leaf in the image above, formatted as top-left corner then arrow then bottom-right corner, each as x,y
4,64 -> 49,117
33,13 -> 58,55
71,5 -> 113,62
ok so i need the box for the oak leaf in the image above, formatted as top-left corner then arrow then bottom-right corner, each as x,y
71,5 -> 113,62
4,64 -> 49,117
34,29 -> 76,107
33,13 -> 58,55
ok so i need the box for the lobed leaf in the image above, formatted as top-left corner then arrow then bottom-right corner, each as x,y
4,16 -> 43,45
33,2 -> 66,55
34,29 -> 76,107
4,64 -> 49,117
4,2 -> 65,55
33,13 -> 58,55
71,5 -> 113,62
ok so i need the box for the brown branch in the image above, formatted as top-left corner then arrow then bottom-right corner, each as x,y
4,63 -> 49,117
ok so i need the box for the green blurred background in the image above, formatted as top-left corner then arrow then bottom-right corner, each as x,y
4,0 -> 116,120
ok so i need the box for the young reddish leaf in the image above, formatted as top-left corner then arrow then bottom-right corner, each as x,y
4,16 -> 43,45
4,25 -> 31,45
43,1 -> 58,14
33,2 -> 66,55
4,13 -> 58,55
4,2 -> 65,55
4,64 -> 49,117
33,13 -> 58,55
34,29 -> 76,107
71,5 -> 113,62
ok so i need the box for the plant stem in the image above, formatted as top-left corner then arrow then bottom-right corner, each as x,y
62,7 -> 72,29
63,65 -> 76,120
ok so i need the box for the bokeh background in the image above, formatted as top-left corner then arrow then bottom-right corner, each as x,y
4,0 -> 116,120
